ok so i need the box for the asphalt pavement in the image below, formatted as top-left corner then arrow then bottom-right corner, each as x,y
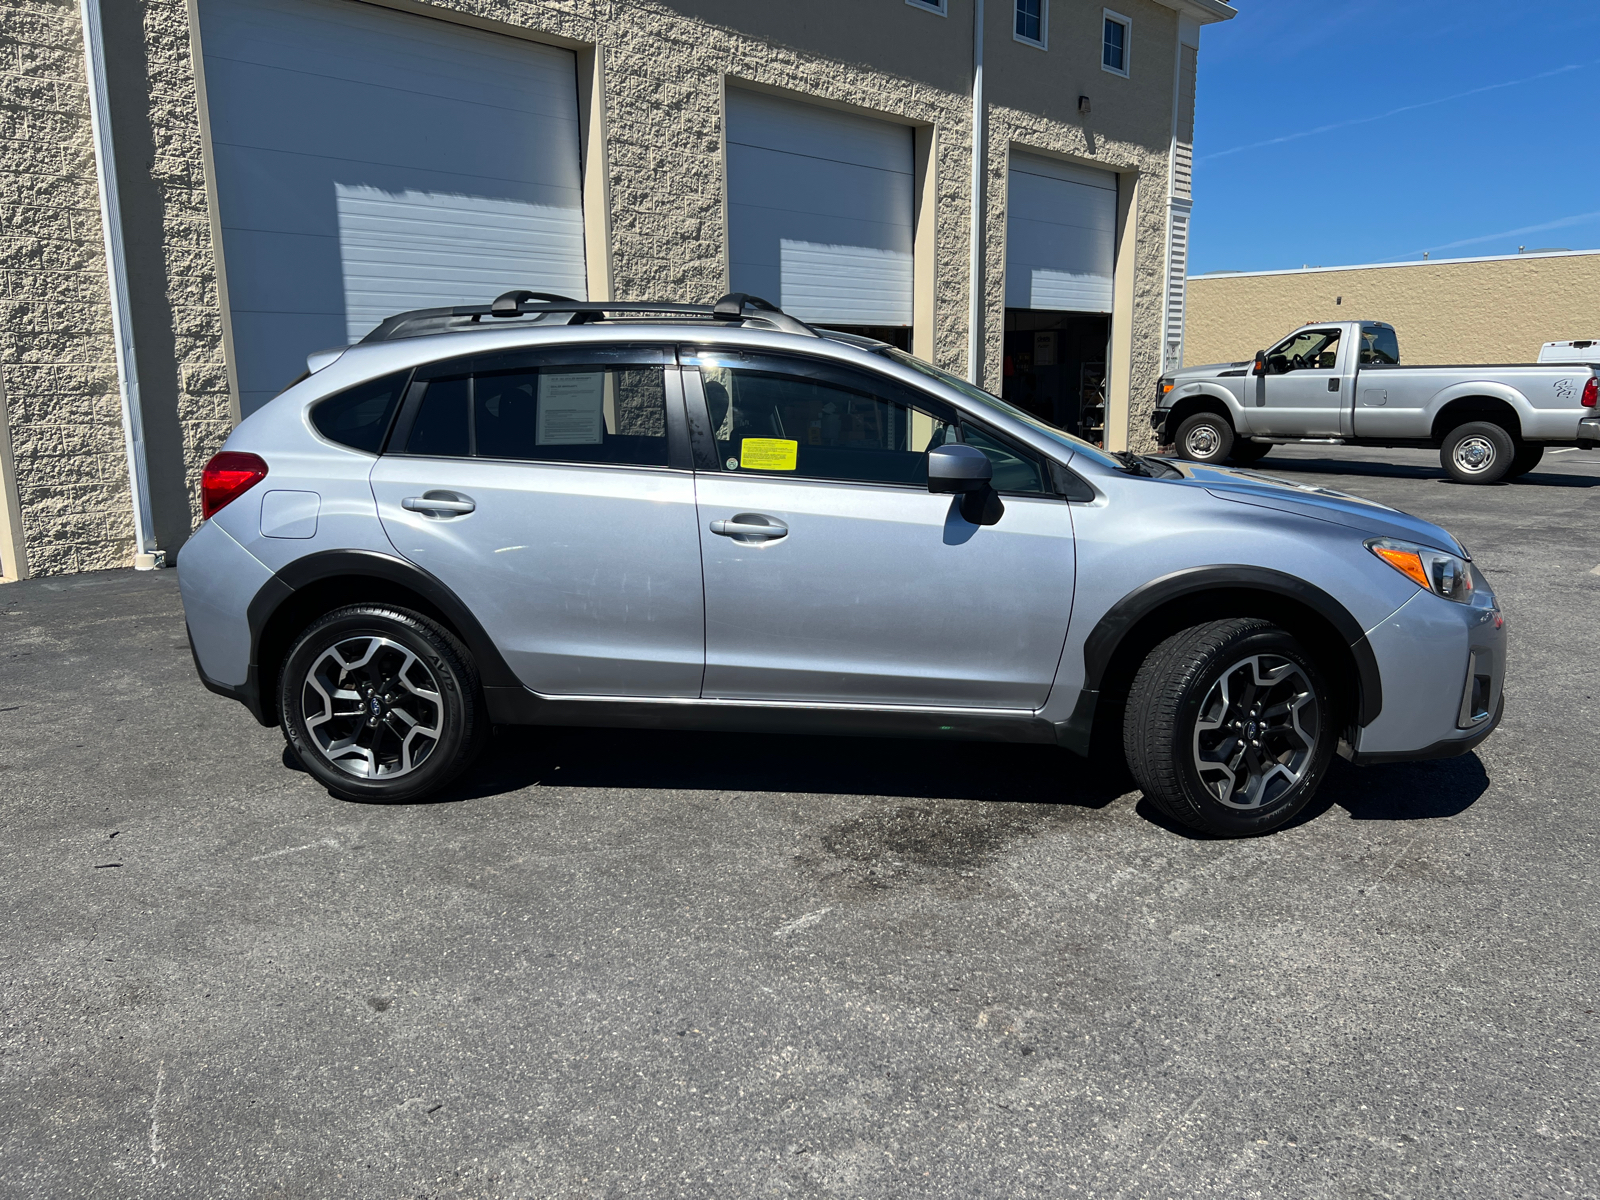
1,445 -> 1597,1199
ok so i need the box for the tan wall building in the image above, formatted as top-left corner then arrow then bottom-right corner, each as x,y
0,0 -> 1232,580
1184,249 -> 1600,369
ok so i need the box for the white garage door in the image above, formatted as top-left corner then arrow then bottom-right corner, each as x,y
198,0 -> 587,414
725,90 -> 914,328
1004,153 -> 1117,313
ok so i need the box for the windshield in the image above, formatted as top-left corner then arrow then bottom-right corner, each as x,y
879,348 -> 1123,469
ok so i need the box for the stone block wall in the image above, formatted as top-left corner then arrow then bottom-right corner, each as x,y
0,0 -> 131,575
6,0 -> 1188,574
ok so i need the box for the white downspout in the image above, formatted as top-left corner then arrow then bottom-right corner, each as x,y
80,0 -> 162,569
967,0 -> 985,385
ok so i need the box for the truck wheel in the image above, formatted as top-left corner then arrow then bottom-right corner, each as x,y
279,604 -> 487,803
1506,442 -> 1544,479
1441,421 -> 1515,484
1123,618 -> 1336,837
1172,412 -> 1235,465
1229,441 -> 1272,466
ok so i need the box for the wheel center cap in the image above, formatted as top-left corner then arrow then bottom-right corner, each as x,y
1245,720 -> 1260,738
368,696 -> 385,717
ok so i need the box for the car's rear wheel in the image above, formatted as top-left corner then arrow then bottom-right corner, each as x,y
1505,441 -> 1544,479
1123,618 -> 1336,836
1440,420 -> 1515,484
279,604 -> 486,802
1172,412 -> 1235,465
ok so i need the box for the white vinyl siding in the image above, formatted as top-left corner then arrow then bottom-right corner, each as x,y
725,89 -> 915,328
198,0 -> 586,414
1004,152 -> 1117,313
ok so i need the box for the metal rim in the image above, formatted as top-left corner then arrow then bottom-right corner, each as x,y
300,635 -> 443,780
1451,435 -> 1499,475
1183,421 -> 1223,459
1191,654 -> 1319,810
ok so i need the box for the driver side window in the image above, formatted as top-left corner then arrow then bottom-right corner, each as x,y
1267,329 -> 1341,374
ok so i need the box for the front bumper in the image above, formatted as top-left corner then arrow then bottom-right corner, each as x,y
1345,574 -> 1506,764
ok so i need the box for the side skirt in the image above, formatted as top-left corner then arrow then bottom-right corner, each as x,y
483,686 -> 1068,747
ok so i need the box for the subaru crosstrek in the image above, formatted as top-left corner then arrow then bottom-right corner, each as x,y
178,292 -> 1506,836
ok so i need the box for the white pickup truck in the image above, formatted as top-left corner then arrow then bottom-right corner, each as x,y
1153,320 -> 1600,483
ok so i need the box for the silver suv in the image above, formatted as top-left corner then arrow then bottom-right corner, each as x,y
178,293 -> 1506,836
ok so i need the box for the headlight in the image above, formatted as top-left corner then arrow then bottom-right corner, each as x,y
1365,537 -> 1474,604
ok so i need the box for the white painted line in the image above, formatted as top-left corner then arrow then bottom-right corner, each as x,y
149,1060 -> 165,1167
1551,447 -> 1578,454
774,907 -> 832,938
249,837 -> 340,862
1590,564 -> 1600,576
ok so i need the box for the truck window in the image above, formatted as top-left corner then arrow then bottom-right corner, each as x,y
1267,329 -> 1340,374
1360,326 -> 1400,365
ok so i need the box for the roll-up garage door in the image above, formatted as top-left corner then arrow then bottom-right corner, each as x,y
198,0 -> 587,414
1004,153 -> 1117,312
725,89 -> 914,329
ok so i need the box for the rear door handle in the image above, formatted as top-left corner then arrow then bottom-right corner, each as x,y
709,514 -> 788,541
402,492 -> 475,517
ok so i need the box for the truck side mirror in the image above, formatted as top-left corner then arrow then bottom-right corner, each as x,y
1252,350 -> 1266,377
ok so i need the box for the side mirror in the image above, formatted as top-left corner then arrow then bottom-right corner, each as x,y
927,444 -> 992,494
928,445 -> 1003,526
1251,350 -> 1266,376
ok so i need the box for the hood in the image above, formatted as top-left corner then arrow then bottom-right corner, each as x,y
1158,460 -> 1468,556
1171,361 -> 1250,379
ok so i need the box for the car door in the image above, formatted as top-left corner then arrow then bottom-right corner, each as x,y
685,349 -> 1076,709
1252,327 -> 1348,437
369,344 -> 705,697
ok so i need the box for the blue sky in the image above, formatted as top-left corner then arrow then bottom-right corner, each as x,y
1189,0 -> 1600,274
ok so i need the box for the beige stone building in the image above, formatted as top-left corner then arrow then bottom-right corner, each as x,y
1184,249 -> 1600,370
0,0 -> 1232,580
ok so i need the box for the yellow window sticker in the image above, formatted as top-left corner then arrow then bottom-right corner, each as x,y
738,437 -> 799,471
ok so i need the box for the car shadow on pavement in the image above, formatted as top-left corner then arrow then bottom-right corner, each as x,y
403,726 -> 1137,812
1133,751 -> 1491,839
1259,457 -> 1600,488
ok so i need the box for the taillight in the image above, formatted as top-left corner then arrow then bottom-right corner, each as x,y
201,451 -> 268,519
1583,376 -> 1598,408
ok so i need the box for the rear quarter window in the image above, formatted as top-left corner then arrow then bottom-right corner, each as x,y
309,370 -> 411,453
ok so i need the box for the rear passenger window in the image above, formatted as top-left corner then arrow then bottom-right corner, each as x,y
399,364 -> 669,467
309,370 -> 409,453
475,366 -> 667,466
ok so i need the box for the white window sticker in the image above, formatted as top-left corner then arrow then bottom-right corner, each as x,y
536,372 -> 606,445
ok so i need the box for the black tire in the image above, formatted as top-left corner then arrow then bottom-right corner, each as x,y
1440,420 -> 1516,485
1505,442 -> 1544,479
1228,440 -> 1272,466
278,604 -> 487,803
1123,618 -> 1337,837
1172,411 -> 1235,465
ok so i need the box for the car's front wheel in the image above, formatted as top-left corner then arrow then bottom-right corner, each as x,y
1171,411 -> 1235,465
1123,618 -> 1336,836
279,604 -> 486,802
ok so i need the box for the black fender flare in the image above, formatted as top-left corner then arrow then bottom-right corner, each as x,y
1057,566 -> 1383,754
238,549 -> 521,724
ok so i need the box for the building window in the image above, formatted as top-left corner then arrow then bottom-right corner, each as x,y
905,0 -> 947,13
1015,0 -> 1047,48
1102,10 -> 1131,75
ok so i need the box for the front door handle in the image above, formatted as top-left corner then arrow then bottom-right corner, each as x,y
709,513 -> 788,541
1327,378 -> 1341,392
402,491 -> 475,517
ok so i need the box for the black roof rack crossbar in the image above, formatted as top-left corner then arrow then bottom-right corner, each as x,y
358,290 -> 817,344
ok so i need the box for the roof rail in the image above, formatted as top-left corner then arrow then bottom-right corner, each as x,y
357,290 -> 817,344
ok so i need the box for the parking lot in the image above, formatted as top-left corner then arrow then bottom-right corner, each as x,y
2,445 -> 1597,1199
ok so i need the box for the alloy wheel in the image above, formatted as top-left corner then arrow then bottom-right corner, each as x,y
300,636 -> 443,779
1191,653 -> 1319,810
